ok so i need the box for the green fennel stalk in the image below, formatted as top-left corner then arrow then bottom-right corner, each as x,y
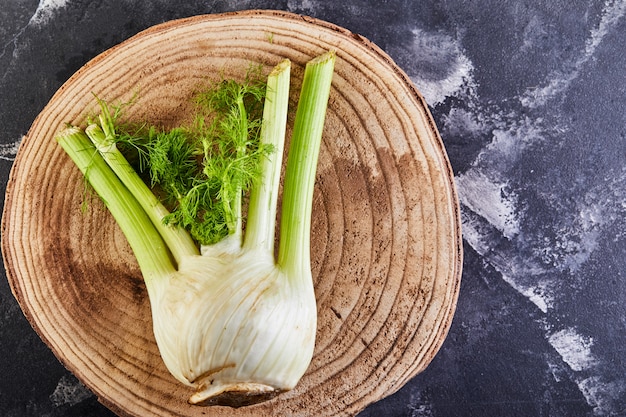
57,126 -> 175,281
278,52 -> 335,277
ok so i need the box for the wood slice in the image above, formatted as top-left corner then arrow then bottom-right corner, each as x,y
1,10 -> 462,417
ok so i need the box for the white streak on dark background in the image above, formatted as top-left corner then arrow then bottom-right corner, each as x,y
49,375 -> 91,408
0,138 -> 22,162
520,0 -> 626,109
393,28 -> 474,106
30,0 -> 71,26
1,0 -> 70,83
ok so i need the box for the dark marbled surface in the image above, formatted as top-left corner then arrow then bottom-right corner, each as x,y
1,1 -> 625,416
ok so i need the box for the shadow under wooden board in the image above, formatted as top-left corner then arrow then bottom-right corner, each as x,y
1,9 -> 462,417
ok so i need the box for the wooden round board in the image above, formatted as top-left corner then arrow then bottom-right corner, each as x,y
1,10 -> 462,417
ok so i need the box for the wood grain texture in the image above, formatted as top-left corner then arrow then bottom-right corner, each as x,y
1,10 -> 462,417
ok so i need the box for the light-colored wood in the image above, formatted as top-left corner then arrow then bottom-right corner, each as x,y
1,10 -> 462,417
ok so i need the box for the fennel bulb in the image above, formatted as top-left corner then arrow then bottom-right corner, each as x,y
56,52 -> 335,406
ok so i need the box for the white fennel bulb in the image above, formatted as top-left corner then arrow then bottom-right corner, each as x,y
57,52 -> 335,406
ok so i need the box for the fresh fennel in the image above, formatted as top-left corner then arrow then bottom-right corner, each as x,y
56,51 -> 335,406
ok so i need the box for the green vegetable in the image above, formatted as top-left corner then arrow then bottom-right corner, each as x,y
56,51 -> 335,406
89,65 -> 270,248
